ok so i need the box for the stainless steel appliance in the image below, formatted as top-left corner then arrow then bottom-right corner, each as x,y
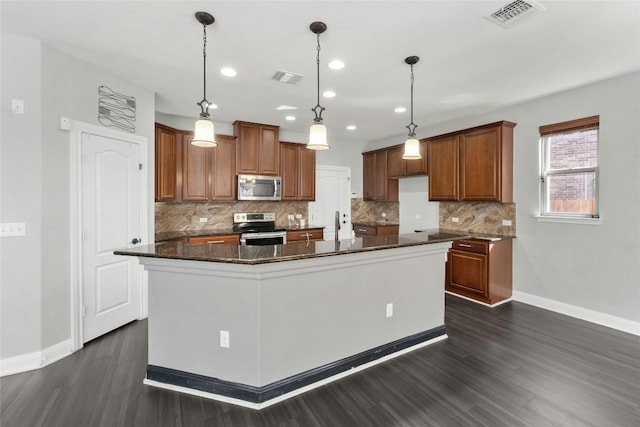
233,212 -> 287,245
237,175 -> 281,201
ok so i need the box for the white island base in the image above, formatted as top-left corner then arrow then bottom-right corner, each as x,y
139,242 -> 451,409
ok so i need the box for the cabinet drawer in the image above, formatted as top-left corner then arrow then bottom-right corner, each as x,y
451,239 -> 489,254
187,234 -> 240,245
287,229 -> 323,242
353,225 -> 376,236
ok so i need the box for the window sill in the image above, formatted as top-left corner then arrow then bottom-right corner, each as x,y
534,215 -> 602,225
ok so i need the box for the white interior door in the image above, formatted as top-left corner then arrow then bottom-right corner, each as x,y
81,132 -> 142,343
309,165 -> 352,240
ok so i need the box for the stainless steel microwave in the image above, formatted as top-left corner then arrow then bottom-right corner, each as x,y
237,175 -> 281,201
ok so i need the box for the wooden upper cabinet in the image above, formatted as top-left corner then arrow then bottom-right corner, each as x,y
182,132 -> 237,202
362,150 -> 398,201
234,121 -> 280,176
280,142 -> 316,201
427,121 -> 515,202
387,145 -> 405,178
405,140 -> 428,176
387,141 -> 428,179
155,123 -> 182,202
427,135 -> 459,201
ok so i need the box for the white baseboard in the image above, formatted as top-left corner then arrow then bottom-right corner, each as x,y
1,339 -> 73,377
512,291 -> 640,336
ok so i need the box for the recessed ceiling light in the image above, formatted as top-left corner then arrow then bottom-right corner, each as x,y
346,125 -> 357,130
395,107 -> 406,113
328,60 -> 345,70
323,90 -> 336,98
276,105 -> 298,110
220,67 -> 237,77
285,115 -> 296,121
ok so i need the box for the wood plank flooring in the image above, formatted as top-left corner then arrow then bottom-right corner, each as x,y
2,294 -> 639,426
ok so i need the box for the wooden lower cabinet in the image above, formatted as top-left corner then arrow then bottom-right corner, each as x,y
446,239 -> 512,305
287,228 -> 324,243
352,224 -> 399,238
186,234 -> 240,245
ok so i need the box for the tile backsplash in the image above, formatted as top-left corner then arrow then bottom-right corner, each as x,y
439,202 -> 516,236
351,199 -> 399,223
155,201 -> 309,232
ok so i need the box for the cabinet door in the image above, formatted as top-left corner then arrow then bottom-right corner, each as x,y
182,132 -> 210,201
259,125 -> 279,175
298,145 -> 316,200
405,140 -> 428,176
280,143 -> 299,201
460,126 -> 501,201
362,152 -> 376,200
235,122 -> 260,174
387,145 -> 405,178
447,250 -> 488,297
155,125 -> 180,201
427,135 -> 459,201
211,135 -> 236,201
373,151 -> 388,200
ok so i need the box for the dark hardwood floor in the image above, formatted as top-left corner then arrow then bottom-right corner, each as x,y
2,294 -> 639,427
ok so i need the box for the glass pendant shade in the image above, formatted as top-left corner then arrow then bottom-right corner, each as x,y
402,137 -> 421,159
307,123 -> 330,150
191,118 -> 217,147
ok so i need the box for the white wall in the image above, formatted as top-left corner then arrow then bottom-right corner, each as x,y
398,177 -> 439,233
409,72 -> 640,325
1,34 -> 156,364
1,34 -> 43,359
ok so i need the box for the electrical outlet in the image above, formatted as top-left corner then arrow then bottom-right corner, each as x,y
287,214 -> 294,221
199,217 -> 208,223
295,214 -> 302,219
381,212 -> 387,218
502,220 -> 512,227
220,330 -> 230,348
452,217 -> 460,223
386,303 -> 393,318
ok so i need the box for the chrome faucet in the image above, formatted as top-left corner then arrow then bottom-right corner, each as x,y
335,210 -> 341,241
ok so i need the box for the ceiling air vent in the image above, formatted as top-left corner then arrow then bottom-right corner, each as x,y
272,70 -> 304,85
487,0 -> 545,28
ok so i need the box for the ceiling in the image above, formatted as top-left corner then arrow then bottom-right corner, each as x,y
2,1 -> 639,143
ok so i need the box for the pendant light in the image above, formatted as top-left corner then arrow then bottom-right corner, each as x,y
307,21 -> 330,150
192,11 -> 217,148
402,56 -> 421,159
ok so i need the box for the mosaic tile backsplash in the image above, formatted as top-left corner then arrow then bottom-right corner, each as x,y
439,202 -> 516,236
155,201 -> 310,232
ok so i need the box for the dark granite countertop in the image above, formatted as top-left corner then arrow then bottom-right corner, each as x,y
352,221 -> 400,227
155,225 -> 326,243
118,229 -> 470,265
419,228 -> 516,241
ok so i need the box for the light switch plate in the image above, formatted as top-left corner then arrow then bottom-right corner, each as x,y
1,222 -> 26,237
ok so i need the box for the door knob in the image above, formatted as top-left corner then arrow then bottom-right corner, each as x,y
131,238 -> 141,244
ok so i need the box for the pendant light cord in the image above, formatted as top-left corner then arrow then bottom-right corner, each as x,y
198,23 -> 210,118
406,64 -> 417,138
312,33 -> 325,123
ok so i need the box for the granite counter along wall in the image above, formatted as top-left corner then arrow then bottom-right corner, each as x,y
155,201 -> 310,233
439,202 -> 516,236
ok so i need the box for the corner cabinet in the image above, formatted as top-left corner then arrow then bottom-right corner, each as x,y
446,238 -> 512,305
387,141 -> 428,178
234,121 -> 280,176
362,150 -> 398,201
155,123 -> 182,202
182,133 -> 237,202
427,121 -> 515,202
280,142 -> 316,201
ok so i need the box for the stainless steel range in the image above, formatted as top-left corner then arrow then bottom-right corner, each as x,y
233,212 -> 287,246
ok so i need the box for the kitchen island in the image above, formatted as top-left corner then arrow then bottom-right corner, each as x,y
115,230 -> 469,409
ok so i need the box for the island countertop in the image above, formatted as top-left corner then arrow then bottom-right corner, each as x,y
115,229 -> 471,265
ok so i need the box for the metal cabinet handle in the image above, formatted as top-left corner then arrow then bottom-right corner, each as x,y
358,228 -> 367,232
458,244 -> 472,248
206,240 -> 225,244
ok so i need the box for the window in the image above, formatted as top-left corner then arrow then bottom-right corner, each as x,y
539,115 -> 599,220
